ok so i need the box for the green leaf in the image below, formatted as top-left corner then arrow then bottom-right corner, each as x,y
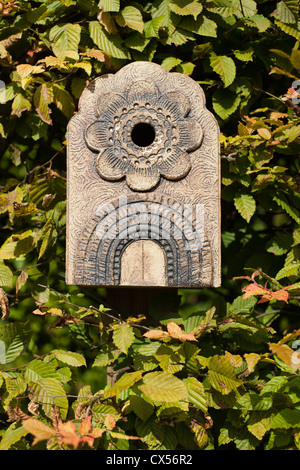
207,355 -> 243,395
247,411 -> 275,439
275,1 -> 298,24
28,174 -> 66,209
234,193 -> 256,222
104,370 -> 144,398
0,261 -> 13,288
51,84 -> 75,119
98,0 -> 120,12
0,322 -> 32,365
275,20 -> 300,40
161,57 -> 182,71
0,230 -> 35,260
246,14 -> 271,31
237,0 -> 257,17
144,16 -> 165,38
260,376 -> 288,394
112,323 -> 135,354
24,359 -> 63,383
11,93 -> 31,117
89,21 -> 130,59
0,423 -> 28,451
151,0 -> 174,30
183,377 -> 208,412
139,371 -> 188,402
276,262 -> 300,280
233,47 -> 254,62
49,23 -> 81,60
116,6 -> 144,33
52,349 -> 86,367
212,89 -> 241,119
169,0 -> 203,19
273,193 -> 300,224
129,394 -> 154,421
209,0 -> 240,17
180,15 -> 217,37
29,377 -> 69,420
210,53 -> 236,87
4,376 -> 27,408
270,408 -> 300,429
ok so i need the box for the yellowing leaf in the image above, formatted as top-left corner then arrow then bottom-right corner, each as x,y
224,351 -> 243,368
104,370 -> 143,398
167,322 -> 197,341
169,0 -> 203,19
11,93 -> 31,117
16,64 -> 44,79
49,23 -> 81,60
269,343 -> 300,371
234,193 -> 256,223
139,371 -> 188,402
81,49 -> 107,62
34,83 -> 53,125
207,355 -> 243,395
22,418 -> 55,445
0,262 -> 13,290
112,323 -> 135,353
143,329 -> 170,340
257,128 -> 272,139
244,353 -> 261,373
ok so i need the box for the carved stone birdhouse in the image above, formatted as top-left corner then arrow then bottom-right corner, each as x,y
66,61 -> 221,288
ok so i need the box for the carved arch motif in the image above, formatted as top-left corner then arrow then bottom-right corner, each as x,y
74,194 -> 213,287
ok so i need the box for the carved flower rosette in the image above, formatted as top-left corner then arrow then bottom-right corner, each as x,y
85,79 -> 203,191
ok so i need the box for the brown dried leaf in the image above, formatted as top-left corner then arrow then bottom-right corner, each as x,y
98,10 -> 118,34
16,269 -> 28,296
0,288 -> 9,320
167,322 -> 197,342
28,400 -> 40,417
42,193 -> 56,208
143,329 -> 170,340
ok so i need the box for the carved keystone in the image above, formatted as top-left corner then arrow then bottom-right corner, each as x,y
66,61 -> 221,288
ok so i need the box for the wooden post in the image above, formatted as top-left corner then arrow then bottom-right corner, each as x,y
106,287 -> 180,318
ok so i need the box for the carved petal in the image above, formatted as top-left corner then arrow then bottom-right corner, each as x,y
126,166 -> 160,191
126,80 -> 160,105
158,90 -> 191,119
157,148 -> 191,180
177,119 -> 203,152
96,92 -> 128,121
96,148 -> 126,181
85,121 -> 110,151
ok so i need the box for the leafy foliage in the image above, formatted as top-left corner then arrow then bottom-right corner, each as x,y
0,0 -> 300,451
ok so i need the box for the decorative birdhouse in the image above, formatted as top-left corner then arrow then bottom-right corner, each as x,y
66,61 -> 221,288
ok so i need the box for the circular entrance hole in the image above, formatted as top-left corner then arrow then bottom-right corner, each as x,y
131,123 -> 155,147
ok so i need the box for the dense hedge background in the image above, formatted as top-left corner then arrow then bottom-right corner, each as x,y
0,0 -> 300,450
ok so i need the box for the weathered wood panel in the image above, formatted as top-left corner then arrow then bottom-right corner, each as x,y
66,61 -> 221,288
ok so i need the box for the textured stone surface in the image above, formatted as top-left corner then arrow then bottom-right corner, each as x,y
66,61 -> 221,287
